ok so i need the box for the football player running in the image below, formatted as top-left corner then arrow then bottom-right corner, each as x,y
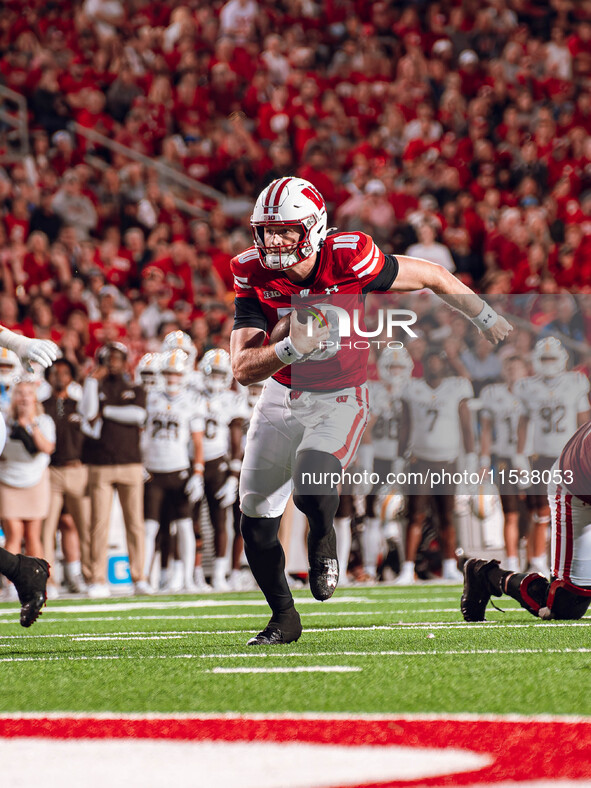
514,336 -> 590,577
462,420 -> 591,623
194,349 -> 247,591
142,349 -> 205,592
230,176 -> 512,645
0,326 -> 59,625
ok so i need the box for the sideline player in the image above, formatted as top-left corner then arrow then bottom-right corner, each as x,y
230,176 -> 512,645
193,349 -> 246,590
462,420 -> 591,621
0,326 -> 59,625
397,349 -> 475,584
479,353 -> 529,572
514,337 -> 590,576
142,349 -> 205,591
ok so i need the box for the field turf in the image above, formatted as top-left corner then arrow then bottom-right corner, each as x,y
0,583 -> 589,717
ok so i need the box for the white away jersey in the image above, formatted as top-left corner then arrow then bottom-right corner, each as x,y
402,376 -> 474,461
514,372 -> 590,457
369,380 -> 404,460
143,389 -> 204,473
200,390 -> 249,462
479,383 -> 527,457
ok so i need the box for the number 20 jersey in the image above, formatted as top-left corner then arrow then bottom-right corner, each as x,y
514,372 -> 590,457
143,390 -> 205,473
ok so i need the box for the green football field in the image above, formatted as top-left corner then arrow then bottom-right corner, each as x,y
0,583 -> 589,717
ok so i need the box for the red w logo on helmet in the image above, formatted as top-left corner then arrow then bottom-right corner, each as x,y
301,186 -> 324,211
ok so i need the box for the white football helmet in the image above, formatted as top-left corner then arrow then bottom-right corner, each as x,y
135,353 -> 163,390
251,176 -> 328,270
162,330 -> 196,367
246,382 -> 264,408
199,348 -> 233,393
532,336 -> 568,377
160,349 -> 189,396
377,347 -> 413,394
0,348 -> 21,388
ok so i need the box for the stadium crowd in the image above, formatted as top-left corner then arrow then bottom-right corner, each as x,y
0,0 -> 590,596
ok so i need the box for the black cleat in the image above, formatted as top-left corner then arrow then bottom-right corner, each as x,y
308,528 -> 339,601
309,558 -> 339,601
247,609 -> 302,646
460,558 -> 501,622
13,556 -> 50,628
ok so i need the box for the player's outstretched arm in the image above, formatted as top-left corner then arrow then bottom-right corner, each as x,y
0,326 -> 60,370
390,256 -> 512,345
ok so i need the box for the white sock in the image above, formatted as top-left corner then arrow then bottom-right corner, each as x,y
174,518 -> 196,588
194,565 -> 207,585
214,557 -> 226,580
505,556 -> 519,572
65,560 -> 81,581
144,519 -> 159,578
531,555 -> 549,574
361,517 -> 381,577
400,560 -> 414,577
159,566 -> 169,587
174,560 -> 184,581
334,517 -> 352,575
443,558 -> 458,575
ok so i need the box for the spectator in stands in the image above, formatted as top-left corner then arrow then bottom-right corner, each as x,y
51,171 -> 98,240
0,381 -> 56,596
406,222 -> 456,273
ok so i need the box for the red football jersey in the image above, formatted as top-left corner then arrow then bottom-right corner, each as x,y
231,232 -> 396,391
559,422 -> 591,505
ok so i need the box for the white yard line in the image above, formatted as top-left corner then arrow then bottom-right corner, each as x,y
0,646 -> 590,665
0,619 -> 590,641
208,666 -> 362,674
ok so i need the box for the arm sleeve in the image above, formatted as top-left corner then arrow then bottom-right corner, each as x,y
361,255 -> 399,293
102,405 -> 147,425
232,297 -> 268,331
78,377 -> 100,421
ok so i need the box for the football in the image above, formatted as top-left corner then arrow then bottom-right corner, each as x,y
268,310 -> 311,344
268,314 -> 292,344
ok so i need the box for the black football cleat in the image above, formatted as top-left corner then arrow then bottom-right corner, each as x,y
308,528 -> 339,601
460,558 -> 501,622
13,556 -> 50,628
247,609 -> 302,646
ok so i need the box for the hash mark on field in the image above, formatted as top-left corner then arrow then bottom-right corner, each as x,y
208,666 -> 362,674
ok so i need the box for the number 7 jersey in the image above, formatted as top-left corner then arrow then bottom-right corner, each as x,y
143,389 -> 205,473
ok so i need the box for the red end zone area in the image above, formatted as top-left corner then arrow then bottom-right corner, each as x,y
0,715 -> 589,787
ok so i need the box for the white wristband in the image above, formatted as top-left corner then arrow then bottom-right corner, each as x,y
229,458 -> 242,473
275,336 -> 303,365
471,301 -> 499,331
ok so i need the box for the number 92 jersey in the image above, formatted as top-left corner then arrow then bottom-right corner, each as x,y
514,371 -> 590,457
143,390 -> 204,473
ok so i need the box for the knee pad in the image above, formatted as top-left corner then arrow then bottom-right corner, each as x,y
240,514 -> 282,552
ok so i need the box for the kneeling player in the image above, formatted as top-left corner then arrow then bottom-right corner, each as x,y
462,420 -> 591,622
